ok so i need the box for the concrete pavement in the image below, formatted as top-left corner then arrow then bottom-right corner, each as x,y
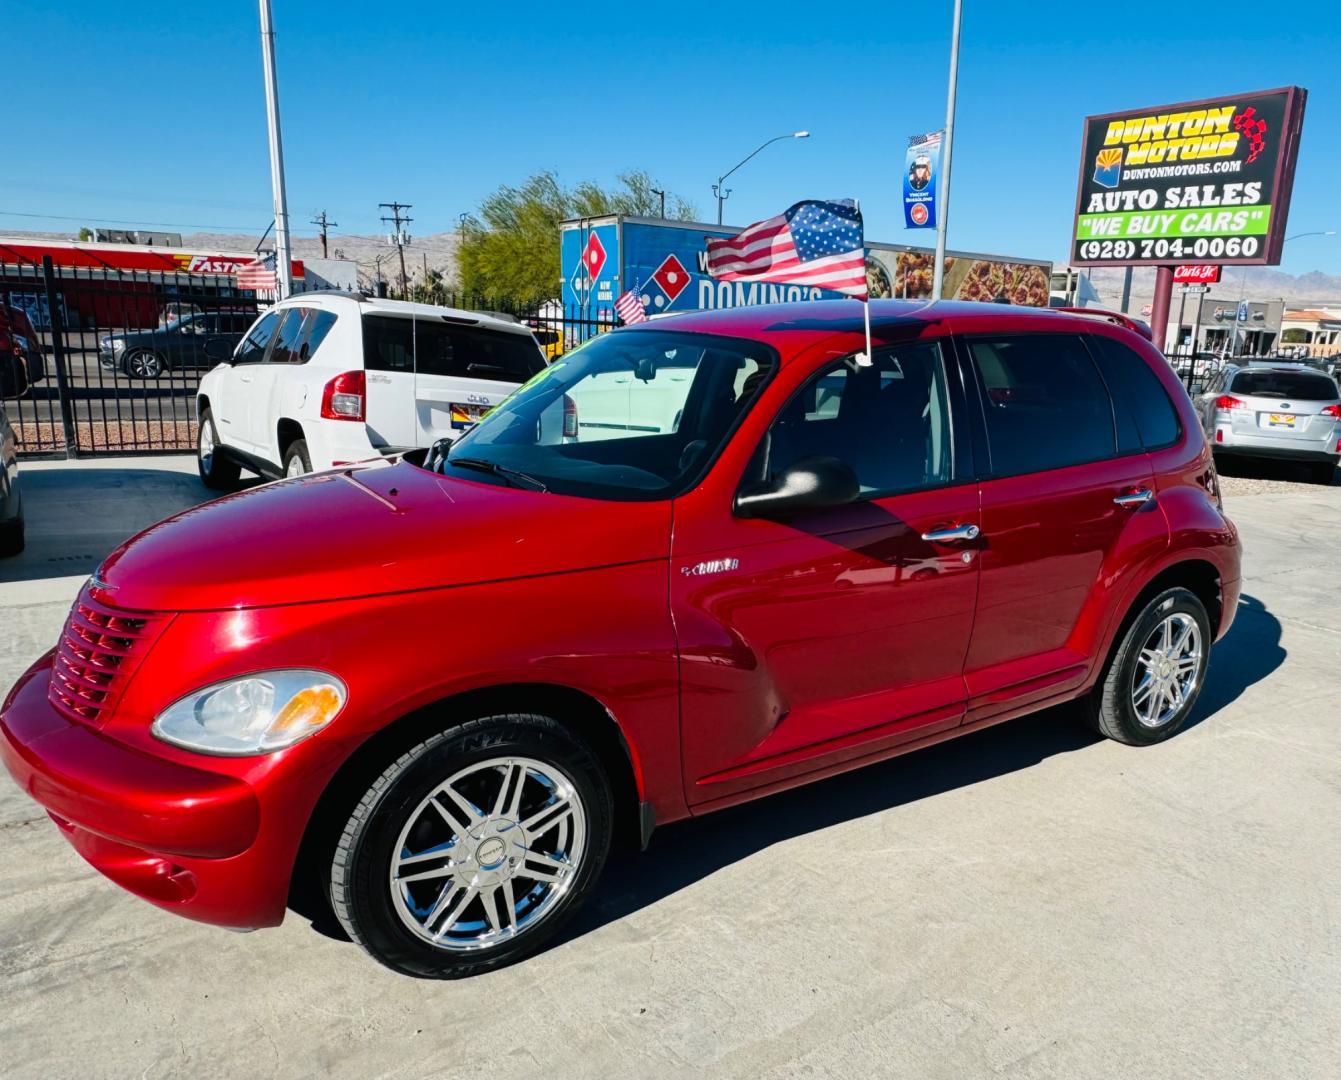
1,457 -> 1338,1079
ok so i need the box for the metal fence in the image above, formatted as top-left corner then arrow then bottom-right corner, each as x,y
1167,347 -> 1341,397
2,259 -> 612,459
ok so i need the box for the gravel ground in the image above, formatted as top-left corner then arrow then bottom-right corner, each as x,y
1217,456 -> 1339,497
14,419 -> 196,455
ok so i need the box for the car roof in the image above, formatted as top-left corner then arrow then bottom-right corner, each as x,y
273,293 -> 533,336
625,300 -> 1145,361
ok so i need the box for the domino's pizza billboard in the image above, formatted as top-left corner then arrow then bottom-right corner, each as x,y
561,216 -> 844,317
559,215 -> 1052,315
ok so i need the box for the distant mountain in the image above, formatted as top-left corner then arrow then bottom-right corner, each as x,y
7,228 -> 1340,309
1074,264 -> 1341,313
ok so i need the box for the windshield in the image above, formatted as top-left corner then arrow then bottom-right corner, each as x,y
1229,370 -> 1338,401
427,329 -> 777,500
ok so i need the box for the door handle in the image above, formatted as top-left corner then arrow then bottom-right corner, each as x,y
920,523 -> 981,543
1113,488 -> 1154,509
238,373 -> 253,383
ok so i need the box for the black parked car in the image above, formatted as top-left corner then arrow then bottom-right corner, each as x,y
1,303 -> 46,394
0,399 -> 23,557
100,311 -> 253,379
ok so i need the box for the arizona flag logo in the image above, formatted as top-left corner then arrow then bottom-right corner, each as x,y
1093,147 -> 1123,189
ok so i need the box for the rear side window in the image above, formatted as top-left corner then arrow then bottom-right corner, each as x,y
966,333 -> 1116,477
234,311 -> 280,364
363,315 -> 414,372
304,311 -> 337,359
362,315 -> 542,383
1229,370 -> 1338,401
415,323 -> 543,384
1089,336 -> 1182,451
268,308 -> 308,364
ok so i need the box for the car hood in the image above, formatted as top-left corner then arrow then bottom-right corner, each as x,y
96,461 -> 672,612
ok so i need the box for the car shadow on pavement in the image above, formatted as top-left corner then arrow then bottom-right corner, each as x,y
1181,592 -> 1284,729
292,592 -> 1285,953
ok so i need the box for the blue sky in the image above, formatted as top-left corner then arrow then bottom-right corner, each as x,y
5,1 -> 1339,274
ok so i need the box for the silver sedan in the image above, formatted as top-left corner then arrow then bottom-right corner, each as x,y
1193,362 -> 1341,484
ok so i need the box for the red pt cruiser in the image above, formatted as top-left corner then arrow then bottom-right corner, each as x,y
1,301 -> 1240,978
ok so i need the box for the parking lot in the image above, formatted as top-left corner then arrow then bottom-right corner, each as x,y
0,456 -> 1336,1079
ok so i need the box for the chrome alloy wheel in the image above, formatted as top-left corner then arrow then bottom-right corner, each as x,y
198,421 -> 215,470
128,351 -> 162,378
286,454 -> 305,477
389,756 -> 587,952
1132,612 -> 1202,728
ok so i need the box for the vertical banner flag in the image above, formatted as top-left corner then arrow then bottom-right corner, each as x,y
705,199 -> 867,297
903,132 -> 942,229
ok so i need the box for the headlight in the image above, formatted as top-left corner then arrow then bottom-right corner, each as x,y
151,669 -> 347,755
112,339 -> 127,352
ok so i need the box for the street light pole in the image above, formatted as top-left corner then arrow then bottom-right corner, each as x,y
257,0 -> 292,299
713,131 -> 810,226
931,0 -> 962,301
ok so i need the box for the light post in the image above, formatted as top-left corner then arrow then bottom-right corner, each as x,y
256,0 -> 292,299
713,131 -> 810,226
931,0 -> 963,301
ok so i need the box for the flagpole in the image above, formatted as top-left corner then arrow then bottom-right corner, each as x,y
858,295 -> 873,367
931,0 -> 962,301
853,198 -> 873,366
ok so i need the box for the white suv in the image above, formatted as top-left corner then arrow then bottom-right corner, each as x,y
195,292 -> 546,487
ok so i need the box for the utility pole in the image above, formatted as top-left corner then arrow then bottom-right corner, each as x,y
931,0 -> 962,301
311,210 -> 337,259
257,0 -> 293,298
379,201 -> 412,297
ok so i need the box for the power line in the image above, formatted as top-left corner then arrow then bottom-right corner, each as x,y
0,210 -> 273,232
379,201 -> 412,296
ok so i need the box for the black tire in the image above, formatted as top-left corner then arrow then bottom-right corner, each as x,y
0,515 -> 23,558
196,407 -> 241,490
1310,461 -> 1336,485
330,713 -> 613,979
1082,586 -> 1212,746
282,438 -> 312,477
122,350 -> 165,379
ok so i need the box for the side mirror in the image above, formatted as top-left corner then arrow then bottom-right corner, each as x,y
204,339 -> 233,362
735,456 -> 859,519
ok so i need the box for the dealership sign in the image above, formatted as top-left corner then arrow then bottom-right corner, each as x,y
1071,87 -> 1307,267
1173,264 -> 1221,284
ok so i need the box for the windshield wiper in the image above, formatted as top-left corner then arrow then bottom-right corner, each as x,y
446,456 -> 548,493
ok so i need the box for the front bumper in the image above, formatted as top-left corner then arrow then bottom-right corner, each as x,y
0,652 -> 343,930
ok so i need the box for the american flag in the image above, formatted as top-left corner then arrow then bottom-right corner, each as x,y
236,255 -> 277,290
706,199 -> 867,298
615,287 -> 647,325
908,131 -> 942,148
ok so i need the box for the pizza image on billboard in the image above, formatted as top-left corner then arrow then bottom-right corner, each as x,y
1071,87 -> 1307,267
866,251 -> 1050,306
